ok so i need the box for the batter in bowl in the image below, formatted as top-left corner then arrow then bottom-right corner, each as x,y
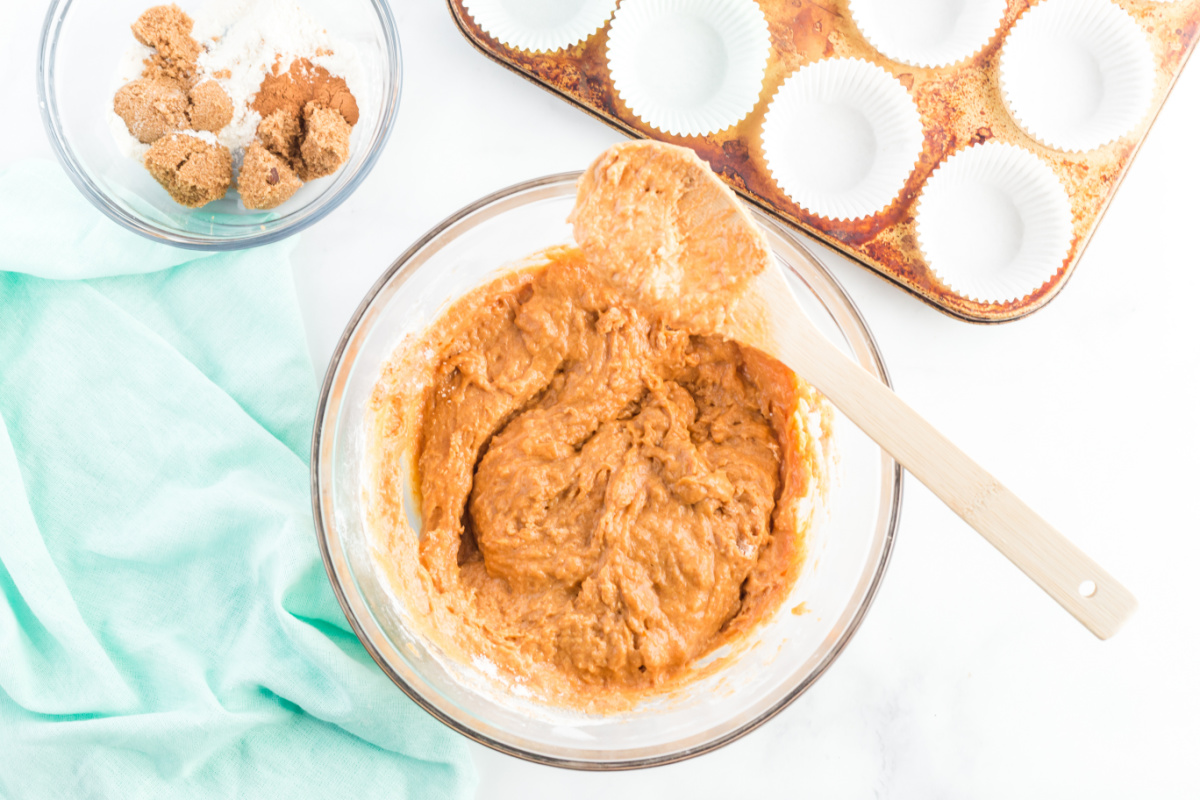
364,143 -> 831,709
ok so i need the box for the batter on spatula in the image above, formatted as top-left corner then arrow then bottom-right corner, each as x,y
364,142 -> 831,710
570,141 -> 773,332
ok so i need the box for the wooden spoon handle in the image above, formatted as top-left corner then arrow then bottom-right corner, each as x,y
772,294 -> 1137,639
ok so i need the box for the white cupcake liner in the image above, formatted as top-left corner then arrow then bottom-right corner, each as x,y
462,0 -> 619,53
999,0 -> 1156,153
606,0 -> 771,137
761,58 -> 923,221
915,142 -> 1074,304
848,0 -> 1007,68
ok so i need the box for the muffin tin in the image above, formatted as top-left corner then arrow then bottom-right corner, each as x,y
447,0 -> 1200,322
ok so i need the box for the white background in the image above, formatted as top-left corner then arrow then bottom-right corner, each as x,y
3,1 -> 1199,797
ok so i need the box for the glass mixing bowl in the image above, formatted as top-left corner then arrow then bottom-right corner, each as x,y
37,0 -> 401,250
311,174 -> 902,769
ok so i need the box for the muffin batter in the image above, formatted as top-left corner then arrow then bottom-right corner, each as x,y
365,143 -> 830,707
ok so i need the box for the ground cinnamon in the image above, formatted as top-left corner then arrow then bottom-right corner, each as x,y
251,57 -> 357,195
252,58 -> 359,126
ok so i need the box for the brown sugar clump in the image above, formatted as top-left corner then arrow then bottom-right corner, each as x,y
113,78 -> 190,143
298,102 -> 351,180
252,58 -> 359,127
132,5 -> 200,66
188,80 -> 233,133
256,108 -> 303,165
143,133 -> 232,208
133,4 -> 201,85
238,141 -> 303,210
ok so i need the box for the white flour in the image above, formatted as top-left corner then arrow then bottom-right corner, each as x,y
108,0 -> 367,159
180,129 -> 221,145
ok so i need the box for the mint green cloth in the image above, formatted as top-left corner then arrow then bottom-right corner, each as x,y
0,161 -> 476,798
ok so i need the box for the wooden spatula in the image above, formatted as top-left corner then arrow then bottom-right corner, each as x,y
749,263 -> 1136,639
573,140 -> 1137,639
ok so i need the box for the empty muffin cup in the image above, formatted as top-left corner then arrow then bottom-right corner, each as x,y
762,58 -> 923,221
462,0 -> 619,53
915,142 -> 1074,304
848,0 -> 1007,68
999,0 -> 1155,152
606,0 -> 771,137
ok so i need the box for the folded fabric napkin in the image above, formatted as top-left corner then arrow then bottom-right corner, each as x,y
0,161 -> 476,799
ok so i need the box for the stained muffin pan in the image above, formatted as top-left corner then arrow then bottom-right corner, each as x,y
448,0 -> 1200,322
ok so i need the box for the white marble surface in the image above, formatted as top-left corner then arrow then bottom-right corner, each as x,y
4,1 -> 1199,796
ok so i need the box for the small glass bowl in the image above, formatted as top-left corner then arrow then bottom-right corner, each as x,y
37,0 -> 401,250
311,173 -> 902,769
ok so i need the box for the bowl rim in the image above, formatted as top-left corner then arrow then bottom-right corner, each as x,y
310,171 -> 904,770
36,0 -> 403,251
